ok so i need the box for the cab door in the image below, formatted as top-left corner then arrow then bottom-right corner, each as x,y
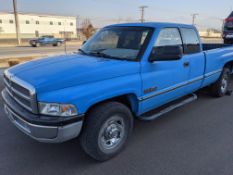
140,28 -> 190,113
180,28 -> 205,93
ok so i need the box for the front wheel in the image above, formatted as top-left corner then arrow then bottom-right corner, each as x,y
210,67 -> 231,97
80,102 -> 133,161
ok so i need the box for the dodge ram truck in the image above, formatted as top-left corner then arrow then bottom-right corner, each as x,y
2,22 -> 233,161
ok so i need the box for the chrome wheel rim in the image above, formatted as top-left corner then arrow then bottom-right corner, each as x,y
221,75 -> 228,93
98,115 -> 125,153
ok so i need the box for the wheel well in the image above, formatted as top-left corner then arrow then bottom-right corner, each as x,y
86,94 -> 138,116
224,61 -> 233,72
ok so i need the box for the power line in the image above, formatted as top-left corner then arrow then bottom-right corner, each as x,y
139,6 -> 148,23
13,0 -> 21,45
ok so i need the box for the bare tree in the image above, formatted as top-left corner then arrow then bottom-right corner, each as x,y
81,18 -> 96,39
0,27 -> 3,33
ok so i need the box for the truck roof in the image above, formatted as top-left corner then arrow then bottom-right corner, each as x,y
107,22 -> 195,29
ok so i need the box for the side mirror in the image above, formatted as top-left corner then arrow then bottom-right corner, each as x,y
149,45 -> 183,62
82,40 -> 87,45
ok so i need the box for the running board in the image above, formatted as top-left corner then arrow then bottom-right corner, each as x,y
140,94 -> 198,121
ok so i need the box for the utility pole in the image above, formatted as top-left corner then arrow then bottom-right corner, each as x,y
13,0 -> 21,45
63,20 -> 67,54
139,6 -> 148,23
76,15 -> 79,39
191,13 -> 199,26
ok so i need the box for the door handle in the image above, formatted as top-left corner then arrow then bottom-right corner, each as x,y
183,62 -> 190,67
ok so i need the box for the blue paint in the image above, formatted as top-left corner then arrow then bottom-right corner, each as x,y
6,22 -> 233,117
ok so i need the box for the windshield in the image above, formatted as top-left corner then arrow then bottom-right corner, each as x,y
80,27 -> 153,61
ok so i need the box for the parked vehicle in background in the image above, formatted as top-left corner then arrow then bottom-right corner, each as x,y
2,22 -> 233,161
223,11 -> 233,44
29,35 -> 64,47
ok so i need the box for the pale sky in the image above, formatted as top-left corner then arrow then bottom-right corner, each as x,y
0,0 -> 232,30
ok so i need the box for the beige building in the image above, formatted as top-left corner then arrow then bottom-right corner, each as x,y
0,12 -> 77,39
199,29 -> 222,38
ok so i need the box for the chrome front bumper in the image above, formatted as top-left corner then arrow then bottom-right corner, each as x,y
4,104 -> 83,143
2,89 -> 83,143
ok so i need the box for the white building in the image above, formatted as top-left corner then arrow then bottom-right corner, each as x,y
0,12 -> 77,39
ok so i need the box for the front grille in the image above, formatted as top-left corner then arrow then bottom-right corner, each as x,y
3,72 -> 37,113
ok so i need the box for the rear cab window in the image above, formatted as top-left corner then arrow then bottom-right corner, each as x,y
180,28 -> 201,54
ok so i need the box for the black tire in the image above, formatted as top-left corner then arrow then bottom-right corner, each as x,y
210,67 -> 231,97
80,102 -> 134,161
30,43 -> 37,47
53,42 -> 61,47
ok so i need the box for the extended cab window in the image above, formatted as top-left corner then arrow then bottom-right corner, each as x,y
155,28 -> 182,47
180,28 -> 201,54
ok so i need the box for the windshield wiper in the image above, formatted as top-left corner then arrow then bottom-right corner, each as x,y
89,51 -> 127,61
78,48 -> 88,55
79,49 -> 131,61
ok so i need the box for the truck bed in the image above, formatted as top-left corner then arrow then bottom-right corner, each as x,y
202,43 -> 232,51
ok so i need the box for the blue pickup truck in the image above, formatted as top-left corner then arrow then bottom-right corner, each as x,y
2,22 -> 233,161
29,35 -> 64,47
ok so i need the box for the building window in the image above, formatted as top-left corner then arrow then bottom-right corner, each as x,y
0,19 -> 2,24
58,22 -> 61,25
50,21 -> 53,25
70,22 -> 73,26
26,20 -> 30,24
9,20 -> 14,24
36,21 -> 39,25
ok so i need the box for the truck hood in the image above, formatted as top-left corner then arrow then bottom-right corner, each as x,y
8,54 -> 140,92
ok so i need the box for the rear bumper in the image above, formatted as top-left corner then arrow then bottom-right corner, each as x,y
2,89 -> 84,143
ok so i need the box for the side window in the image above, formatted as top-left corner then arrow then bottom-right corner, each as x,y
155,28 -> 182,47
180,28 -> 200,54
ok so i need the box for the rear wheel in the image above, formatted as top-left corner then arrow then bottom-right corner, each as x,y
80,102 -> 133,161
210,67 -> 231,97
53,42 -> 61,47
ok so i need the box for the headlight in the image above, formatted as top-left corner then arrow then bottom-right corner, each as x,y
39,103 -> 78,117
